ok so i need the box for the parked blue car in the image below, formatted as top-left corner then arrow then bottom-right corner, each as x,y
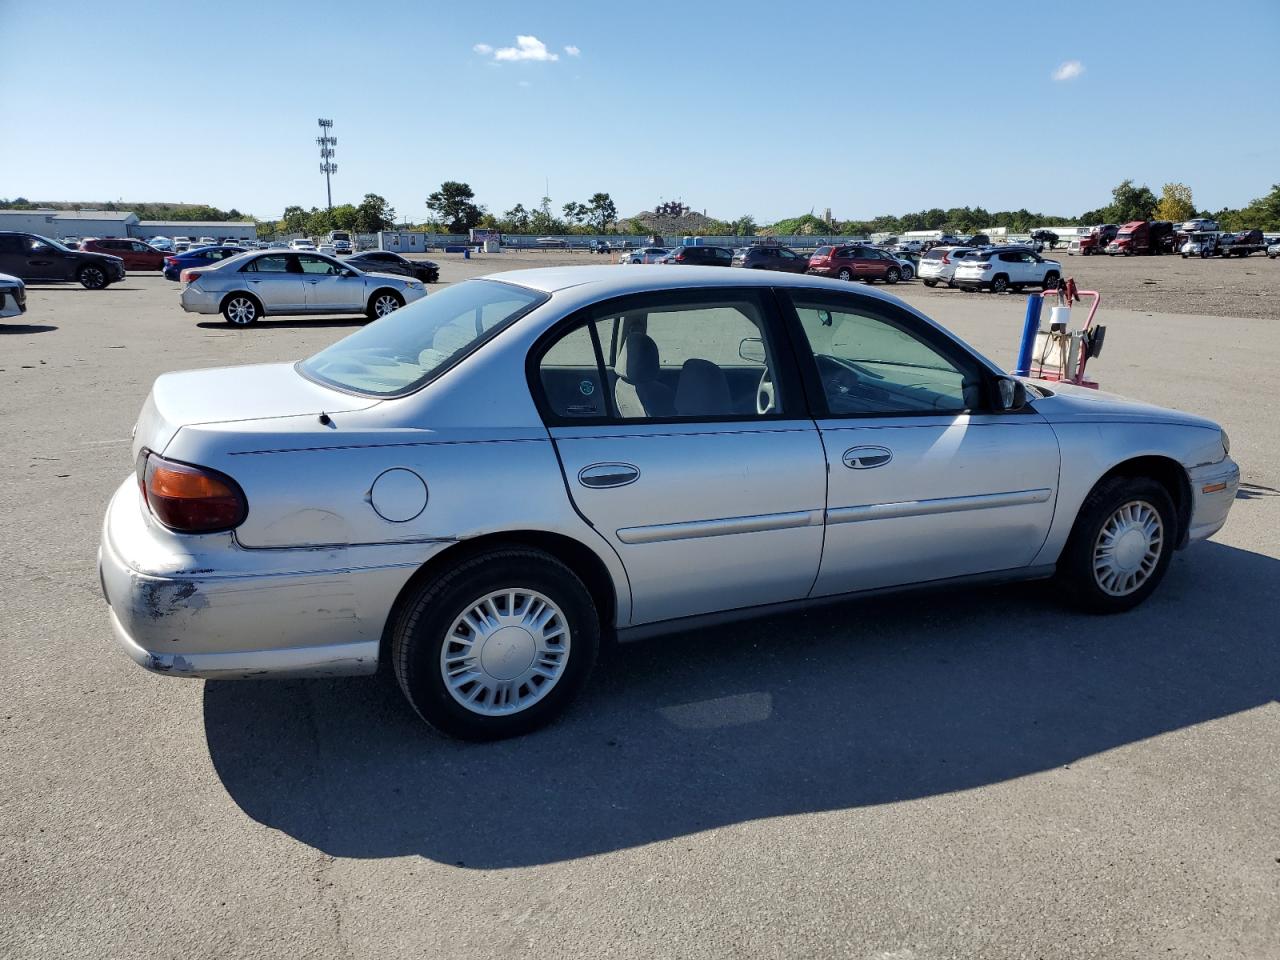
162,245 -> 248,281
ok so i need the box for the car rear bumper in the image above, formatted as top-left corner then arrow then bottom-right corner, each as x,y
1185,457 -> 1240,543
179,285 -> 220,313
98,478 -> 437,678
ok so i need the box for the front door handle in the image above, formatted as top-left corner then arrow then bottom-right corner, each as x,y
842,445 -> 893,470
578,462 -> 640,489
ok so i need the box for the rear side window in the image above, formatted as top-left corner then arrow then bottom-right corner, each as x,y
244,255 -> 290,273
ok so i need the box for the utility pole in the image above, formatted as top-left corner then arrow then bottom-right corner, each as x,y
316,118 -> 337,211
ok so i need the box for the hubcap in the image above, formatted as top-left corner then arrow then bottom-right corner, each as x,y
1093,500 -> 1164,596
84,268 -> 104,287
375,295 -> 399,316
441,588 -> 570,716
227,298 -> 254,324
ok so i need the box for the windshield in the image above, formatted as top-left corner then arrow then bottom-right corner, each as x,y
299,279 -> 547,397
31,233 -> 71,252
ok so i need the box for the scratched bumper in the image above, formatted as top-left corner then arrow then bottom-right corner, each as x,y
1185,456 -> 1240,544
98,478 -> 439,679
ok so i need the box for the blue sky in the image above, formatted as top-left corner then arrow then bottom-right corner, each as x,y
2,0 -> 1277,223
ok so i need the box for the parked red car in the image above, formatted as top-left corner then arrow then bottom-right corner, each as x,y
807,244 -> 902,283
80,238 -> 167,271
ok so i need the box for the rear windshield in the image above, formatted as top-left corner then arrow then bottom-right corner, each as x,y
298,279 -> 547,397
924,249 -> 948,260
814,246 -> 833,256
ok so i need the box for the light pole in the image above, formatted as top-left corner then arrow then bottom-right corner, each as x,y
316,118 -> 337,212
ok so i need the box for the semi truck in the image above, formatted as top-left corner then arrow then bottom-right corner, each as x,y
1105,220 -> 1175,256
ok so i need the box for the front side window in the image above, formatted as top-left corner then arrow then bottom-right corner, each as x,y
537,291 -> 784,422
301,279 -> 545,396
787,294 -> 982,416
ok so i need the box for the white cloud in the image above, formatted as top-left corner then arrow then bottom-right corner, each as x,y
1052,60 -> 1084,82
564,45 -> 580,57
472,43 -> 493,54
494,35 -> 559,62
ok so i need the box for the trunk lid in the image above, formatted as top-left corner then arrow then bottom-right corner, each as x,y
133,362 -> 377,460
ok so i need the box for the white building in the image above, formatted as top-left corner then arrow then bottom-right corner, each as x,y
0,209 -> 138,239
134,220 -> 256,242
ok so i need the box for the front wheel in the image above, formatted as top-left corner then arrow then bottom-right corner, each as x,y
391,548 -> 600,740
368,290 -> 404,319
78,265 -> 109,289
1056,476 -> 1176,614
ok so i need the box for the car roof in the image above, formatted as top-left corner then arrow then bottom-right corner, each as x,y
480,264 -> 913,303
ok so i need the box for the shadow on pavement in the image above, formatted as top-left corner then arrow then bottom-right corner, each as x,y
0,324 -> 57,334
196,318 -> 368,330
205,541 -> 1279,868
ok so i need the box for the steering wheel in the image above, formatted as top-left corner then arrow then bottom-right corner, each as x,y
756,368 -> 776,414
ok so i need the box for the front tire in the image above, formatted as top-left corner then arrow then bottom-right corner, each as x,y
368,289 -> 404,319
1057,476 -> 1176,614
391,548 -> 600,740
78,265 -> 109,289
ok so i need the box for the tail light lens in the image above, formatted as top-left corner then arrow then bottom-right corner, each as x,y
165,256 -> 178,267
180,268 -> 200,283
941,255 -> 950,264
136,450 -> 247,533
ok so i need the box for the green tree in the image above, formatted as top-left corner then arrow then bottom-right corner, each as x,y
329,204 -> 359,230
530,195 -> 564,235
353,193 -> 396,233
1222,183 -> 1280,231
731,214 -> 757,236
280,205 -> 309,234
426,181 -> 483,233
1155,183 -> 1196,223
1105,179 -> 1158,223
501,203 -> 531,233
561,201 -> 589,227
585,192 -> 618,233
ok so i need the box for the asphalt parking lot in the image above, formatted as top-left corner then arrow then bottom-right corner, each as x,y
2,258 -> 1278,959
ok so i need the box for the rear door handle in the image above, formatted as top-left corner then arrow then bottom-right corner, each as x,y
842,446 -> 893,470
578,462 -> 640,489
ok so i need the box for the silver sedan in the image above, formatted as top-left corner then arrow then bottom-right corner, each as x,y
179,250 -> 426,325
101,266 -> 1239,740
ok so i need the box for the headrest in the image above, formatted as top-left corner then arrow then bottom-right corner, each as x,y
620,332 -> 660,383
675,358 -> 731,416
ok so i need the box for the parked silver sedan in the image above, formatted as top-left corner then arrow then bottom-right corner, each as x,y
179,250 -> 427,325
101,266 -> 1239,740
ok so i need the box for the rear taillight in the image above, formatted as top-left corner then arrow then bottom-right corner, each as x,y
941,255 -> 950,264
136,450 -> 247,533
674,252 -> 685,261
180,269 -> 200,283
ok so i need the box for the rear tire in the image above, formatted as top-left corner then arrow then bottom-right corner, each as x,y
1056,476 -> 1177,614
990,274 -> 1009,293
221,293 -> 260,325
78,265 -> 109,290
923,279 -> 937,287
1042,270 -> 1060,289
837,267 -> 853,281
367,289 -> 404,319
390,548 -> 600,740
885,267 -> 900,284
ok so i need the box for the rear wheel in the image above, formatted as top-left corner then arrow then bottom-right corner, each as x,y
221,293 -> 260,325
391,548 -> 600,740
837,267 -> 853,281
923,279 -> 937,288
990,274 -> 1009,293
368,289 -> 404,319
885,267 -> 900,284
1042,270 -> 1060,289
1057,476 -> 1176,614
78,265 -> 109,289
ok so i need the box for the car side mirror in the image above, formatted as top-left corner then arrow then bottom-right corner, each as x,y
341,268 -> 357,278
995,376 -> 1028,411
739,337 -> 767,364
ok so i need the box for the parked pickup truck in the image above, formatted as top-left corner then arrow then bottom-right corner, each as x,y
1216,229 -> 1266,257
1067,224 -> 1118,255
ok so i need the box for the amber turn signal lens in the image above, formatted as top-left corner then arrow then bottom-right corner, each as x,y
1201,482 -> 1228,494
141,452 -> 247,533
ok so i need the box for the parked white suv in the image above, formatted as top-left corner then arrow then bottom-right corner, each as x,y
918,246 -> 975,288
954,247 -> 1061,293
